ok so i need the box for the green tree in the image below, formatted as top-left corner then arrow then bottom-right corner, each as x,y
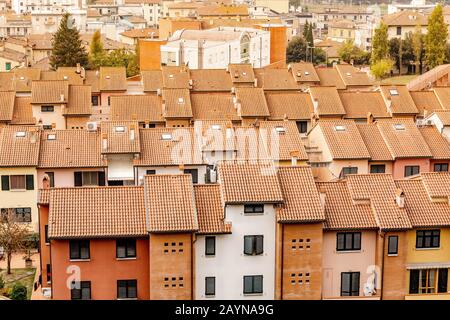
89,30 -> 106,69
388,37 -> 402,72
50,13 -> 88,70
306,22 -> 314,47
338,40 -> 370,65
303,21 -> 309,40
412,24 -> 424,74
103,48 -> 139,77
0,274 -> 4,289
425,4 -> 448,69
287,36 -> 307,63
10,283 -> 27,300
371,21 -> 389,64
370,58 -> 394,80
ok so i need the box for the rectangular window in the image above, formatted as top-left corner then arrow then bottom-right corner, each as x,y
205,277 -> 215,296
244,235 -> 264,255
91,96 -> 99,106
117,280 -> 137,299
341,272 -> 360,296
370,164 -> 386,174
42,125 -> 53,130
434,163 -> 449,172
69,240 -> 90,260
405,166 -> 420,177
1,208 -> 32,223
5,62 -> 11,71
340,167 -> 358,178
336,232 -> 361,251
244,204 -> 264,214
74,171 -> 105,187
205,236 -> 215,256
146,170 -> 156,175
416,230 -> 440,249
71,281 -> 91,300
41,105 -> 54,112
388,236 -> 398,255
46,264 -> 51,283
1,175 -> 9,190
183,169 -> 198,184
396,26 -> 402,35
10,175 -> 26,190
116,239 -> 136,259
296,121 -> 308,134
45,172 -> 55,188
438,269 -> 448,293
45,225 -> 49,244
243,275 -> 263,294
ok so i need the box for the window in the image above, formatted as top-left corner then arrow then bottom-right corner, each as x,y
74,171 -> 105,187
146,170 -> 156,175
45,172 -> 54,188
434,163 -> 449,172
410,269 -> 448,294
336,232 -> 361,251
71,281 -> 91,300
396,26 -> 402,35
183,169 -> 198,184
69,240 -> 90,260
46,264 -> 51,283
341,272 -> 360,296
388,236 -> 398,255
244,204 -> 264,214
5,62 -> 11,71
9,175 -> 29,190
370,164 -> 386,174
117,280 -> 137,299
416,230 -> 440,249
205,236 -> 215,256
43,125 -> 52,130
44,225 -> 49,244
41,105 -> 54,112
107,96 -> 111,106
1,208 -> 32,223
205,277 -> 215,296
404,166 -> 420,177
340,167 -> 358,178
244,235 -> 264,255
296,121 -> 308,134
91,96 -> 99,106
116,239 -> 136,259
243,275 -> 263,294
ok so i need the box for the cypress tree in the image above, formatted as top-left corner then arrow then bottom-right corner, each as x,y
89,30 -> 106,69
425,4 -> 448,69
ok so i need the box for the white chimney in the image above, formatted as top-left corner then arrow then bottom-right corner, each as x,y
60,94 -> 65,102
102,133 -> 107,150
319,185 -> 326,208
130,125 -> 135,141
396,189 -> 405,208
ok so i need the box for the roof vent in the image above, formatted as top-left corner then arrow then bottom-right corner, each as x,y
178,97 -> 184,104
335,125 -> 346,131
346,72 -> 351,77
389,89 -> 399,96
394,123 -> 405,130
169,74 -> 174,78
63,75 -> 68,80
105,75 -> 111,79
19,76 -> 25,80
47,134 -> 56,140
15,131 -> 26,137
275,126 -> 286,133
304,71 -> 310,76
211,124 -> 221,130
161,133 -> 172,140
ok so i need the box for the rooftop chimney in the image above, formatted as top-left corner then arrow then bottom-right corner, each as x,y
102,133 -> 107,150
318,185 -> 326,208
76,63 -> 81,74
42,174 -> 51,190
367,112 -> 374,124
396,188 -> 405,208
130,125 -> 135,141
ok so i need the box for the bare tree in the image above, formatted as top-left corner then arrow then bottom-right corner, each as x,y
0,209 -> 31,274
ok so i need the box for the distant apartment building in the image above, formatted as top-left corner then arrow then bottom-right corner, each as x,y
381,9 -> 428,40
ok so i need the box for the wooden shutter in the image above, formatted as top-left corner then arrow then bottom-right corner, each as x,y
74,172 -> 82,187
98,171 -> 106,186
409,270 -> 420,294
1,175 -> 9,190
25,175 -> 34,190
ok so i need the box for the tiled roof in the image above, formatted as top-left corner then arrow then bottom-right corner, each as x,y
65,85 -> 91,115
31,80 -> 69,104
376,119 -> 432,159
197,4 -> 248,16
433,87 -> 450,110
0,91 -> 16,121
228,64 -> 255,84
194,184 -> 231,234
277,166 -> 325,223
38,189 -> 50,205
142,70 -> 163,92
110,94 -> 164,122
99,67 -> 127,91
193,120 -> 235,152
431,110 -> 450,126
235,87 -> 270,117
421,172 -> 450,199
254,68 -> 299,90
162,88 -> 193,118
380,85 -> 419,115
318,120 -> 370,160
48,187 -> 147,239
234,127 -> 270,161
189,69 -> 232,92
335,64 -> 373,87
162,66 -> 190,89
191,93 -> 239,121
316,68 -> 346,89
0,126 -> 41,167
144,174 -> 198,233
340,91 -> 390,119
410,91 -> 443,116
396,179 -> 450,227
85,70 -> 100,93
346,174 -> 412,230
120,28 -> 159,38
38,130 -> 104,168
259,120 -> 308,161
11,97 -> 35,125
136,128 -> 202,166
356,123 -> 393,161
309,86 -> 346,116
290,62 -> 320,83
382,10 -> 428,26
265,91 -> 314,120
14,68 -> 41,92
407,65 -> 450,91
318,181 -> 378,230
56,67 -> 85,85
419,126 -> 450,160
218,161 -> 284,204
100,120 -> 141,154
0,73 -> 15,91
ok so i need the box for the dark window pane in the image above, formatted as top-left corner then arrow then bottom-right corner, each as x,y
205,277 -> 215,296
353,233 -> 361,250
253,276 -> 263,293
341,273 -> 350,296
255,236 -> 264,255
438,269 -> 448,293
337,233 -> 345,250
351,273 -> 360,295
205,236 -> 215,256
244,236 -> 253,255
388,236 -> 398,255
243,276 -> 253,293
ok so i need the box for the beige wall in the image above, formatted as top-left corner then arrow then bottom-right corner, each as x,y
32,104 -> 66,129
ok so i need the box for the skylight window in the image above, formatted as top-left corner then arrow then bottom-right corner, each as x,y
169,74 -> 174,78
394,124 -> 405,130
15,131 -> 26,137
47,134 -> 56,140
19,76 -> 25,80
304,71 -> 310,76
178,97 -> 184,104
346,72 -> 351,77
114,126 -> 125,133
389,89 -> 399,96
335,125 -> 346,131
161,133 -> 172,140
242,72 -> 247,76
275,126 -> 286,133
211,124 -> 221,130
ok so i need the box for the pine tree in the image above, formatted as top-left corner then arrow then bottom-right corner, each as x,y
425,4 -> 448,69
89,30 -> 106,69
371,21 -> 389,64
50,13 -> 88,70
303,21 -> 309,40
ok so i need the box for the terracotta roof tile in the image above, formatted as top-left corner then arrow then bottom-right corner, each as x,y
38,130 -> 104,168
162,88 -> 193,118
254,68 -> 299,90
335,64 -> 373,87
85,70 -> 100,93
0,73 -> 15,91
0,126 -> 41,166
228,64 -> 255,84
234,127 -> 271,161
65,85 -> 91,115
410,91 -> 443,116
380,85 -> 419,115
14,68 -> 41,92
56,67 -> 85,85
235,87 -> 269,117
144,174 -> 198,232
290,62 -> 320,83
110,94 -> 164,122
38,189 -> 50,205
189,69 -> 232,91
277,166 -> 325,223
421,172 -> 450,198
316,68 -> 346,89
419,126 -> 450,160
100,120 -> 141,154
162,66 -> 190,89
194,184 -> 231,234
357,123 -> 393,161
340,91 -> 390,119
31,80 -> 69,104
0,91 -> 16,121
191,93 -> 239,121
142,70 -> 163,92
218,161 -> 284,204
433,87 -> 450,110
99,67 -> 127,91
430,110 -> 450,126
48,186 -> 147,239
309,86 -> 346,116
193,120 -> 235,152
265,91 -> 313,120
11,97 -> 35,125
382,10 -> 428,26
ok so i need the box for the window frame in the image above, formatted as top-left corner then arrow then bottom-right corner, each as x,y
183,169 -> 198,184
370,164 -> 386,174
69,239 -> 90,260
404,165 -> 420,177
341,272 -> 360,296
434,163 -> 449,172
117,279 -> 137,299
1,208 -> 32,223
416,230 -> 440,249
41,105 -> 55,113
205,236 -> 216,256
116,238 -> 137,259
243,275 -> 263,295
388,235 -> 398,255
71,281 -> 91,300
205,277 -> 215,296
243,235 -> 264,256
336,232 -> 361,251
244,204 -> 264,215
340,167 -> 358,178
